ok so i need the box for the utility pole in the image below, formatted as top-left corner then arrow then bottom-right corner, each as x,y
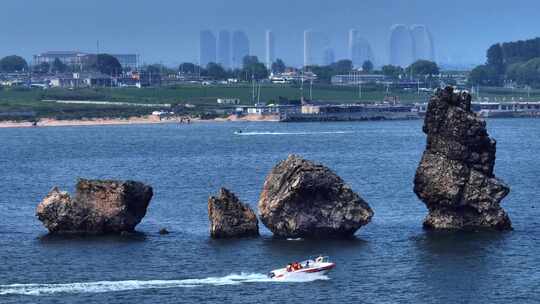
309,78 -> 313,101
252,74 -> 256,104
357,71 -> 362,100
300,69 -> 305,104
257,82 -> 261,104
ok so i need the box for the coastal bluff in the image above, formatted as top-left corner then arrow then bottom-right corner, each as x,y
208,188 -> 259,238
36,178 -> 153,234
258,155 -> 373,238
414,87 -> 512,230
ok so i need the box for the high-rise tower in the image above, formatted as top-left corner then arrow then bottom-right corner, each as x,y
217,30 -> 231,69
348,29 -> 375,68
265,30 -> 275,70
199,30 -> 216,67
389,24 -> 414,67
232,31 -> 250,69
411,25 -> 435,62
304,30 -> 329,67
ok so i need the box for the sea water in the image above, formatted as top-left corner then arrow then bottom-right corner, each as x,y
0,120 -> 539,303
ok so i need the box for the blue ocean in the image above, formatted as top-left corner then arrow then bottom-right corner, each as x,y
0,120 -> 539,303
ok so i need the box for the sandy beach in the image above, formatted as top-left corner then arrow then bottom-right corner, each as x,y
0,114 -> 280,128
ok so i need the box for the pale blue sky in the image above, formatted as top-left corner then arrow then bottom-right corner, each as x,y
1,0 -> 538,67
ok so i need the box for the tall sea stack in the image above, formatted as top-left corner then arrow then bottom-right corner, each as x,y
414,87 -> 511,230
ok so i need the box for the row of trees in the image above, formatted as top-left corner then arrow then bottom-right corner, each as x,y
1,53 -> 440,84
189,56 -> 439,83
470,37 -> 540,87
0,55 -> 28,73
0,54 -> 122,75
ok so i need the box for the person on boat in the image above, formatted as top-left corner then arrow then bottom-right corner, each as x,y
286,264 -> 292,272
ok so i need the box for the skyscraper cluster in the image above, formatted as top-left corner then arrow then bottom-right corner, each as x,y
199,30 -> 250,69
199,26 -> 435,70
389,24 -> 435,68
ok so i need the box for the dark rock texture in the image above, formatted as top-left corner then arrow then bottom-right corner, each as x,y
36,179 -> 153,234
208,188 -> 259,238
258,155 -> 373,238
414,87 -> 511,230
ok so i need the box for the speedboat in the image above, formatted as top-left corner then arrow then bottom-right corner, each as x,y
268,256 -> 335,279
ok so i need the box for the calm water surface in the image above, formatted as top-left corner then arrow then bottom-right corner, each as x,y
0,120 -> 539,303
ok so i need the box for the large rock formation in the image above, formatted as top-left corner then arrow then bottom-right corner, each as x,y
414,87 -> 511,230
208,188 -> 259,238
258,155 -> 373,238
36,178 -> 153,234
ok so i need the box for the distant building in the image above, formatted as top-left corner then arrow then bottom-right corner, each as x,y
410,25 -> 435,62
232,31 -> 250,69
217,98 -> 241,105
304,30 -> 329,67
200,30 -> 217,67
348,29 -> 374,68
217,30 -> 231,69
389,24 -> 414,68
269,71 -> 317,84
265,30 -> 275,69
33,51 -> 138,69
323,48 -> 335,66
331,74 -> 386,85
34,51 -> 87,68
49,72 -> 114,88
112,54 -> 138,70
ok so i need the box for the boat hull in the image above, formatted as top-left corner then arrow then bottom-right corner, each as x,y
269,262 -> 335,280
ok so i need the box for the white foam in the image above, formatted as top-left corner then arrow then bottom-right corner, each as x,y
0,272 -> 328,296
235,131 -> 353,136
286,238 -> 304,241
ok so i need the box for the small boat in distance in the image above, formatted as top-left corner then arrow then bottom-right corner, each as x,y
268,256 -> 335,279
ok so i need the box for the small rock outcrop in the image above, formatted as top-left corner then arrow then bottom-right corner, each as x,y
36,178 -> 153,234
258,155 -> 373,238
208,188 -> 259,238
414,87 -> 511,230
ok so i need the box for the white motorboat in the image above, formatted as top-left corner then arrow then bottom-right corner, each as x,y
268,256 -> 335,279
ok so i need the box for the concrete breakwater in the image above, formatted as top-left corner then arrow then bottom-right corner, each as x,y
279,104 -> 419,122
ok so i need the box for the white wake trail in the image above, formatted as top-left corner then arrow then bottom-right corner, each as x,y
0,273 -> 328,296
235,131 -> 353,136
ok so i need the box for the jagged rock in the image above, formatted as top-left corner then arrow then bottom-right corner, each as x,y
258,155 -> 373,238
36,179 -> 153,234
414,87 -> 511,230
208,188 -> 259,238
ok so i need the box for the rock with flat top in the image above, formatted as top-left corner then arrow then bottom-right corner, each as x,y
36,178 -> 153,234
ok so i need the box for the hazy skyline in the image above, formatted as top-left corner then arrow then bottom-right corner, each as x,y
1,0 -> 539,67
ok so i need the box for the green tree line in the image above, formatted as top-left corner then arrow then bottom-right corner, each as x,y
470,37 -> 540,87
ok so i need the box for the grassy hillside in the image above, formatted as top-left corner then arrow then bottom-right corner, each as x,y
5,83 -> 537,121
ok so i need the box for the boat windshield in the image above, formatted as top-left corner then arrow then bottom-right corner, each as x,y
315,256 -> 330,263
